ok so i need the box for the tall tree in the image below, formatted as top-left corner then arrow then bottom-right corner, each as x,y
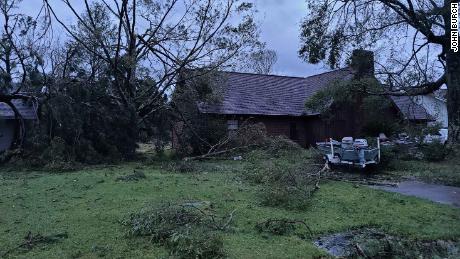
299,0 -> 460,144
0,0 -> 46,148
242,49 -> 277,74
42,0 -> 260,123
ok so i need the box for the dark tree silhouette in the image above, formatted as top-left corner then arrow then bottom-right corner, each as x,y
299,0 -> 460,144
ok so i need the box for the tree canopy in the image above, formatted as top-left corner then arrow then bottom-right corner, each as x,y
0,0 -> 266,164
299,0 -> 460,144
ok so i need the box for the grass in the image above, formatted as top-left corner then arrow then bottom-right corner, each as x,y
1,149 -> 460,258
383,158 -> 460,187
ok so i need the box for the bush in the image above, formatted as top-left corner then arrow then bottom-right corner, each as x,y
232,122 -> 268,147
124,203 -> 229,258
348,229 -> 460,258
241,147 -> 321,210
260,185 -> 316,210
165,227 -> 225,259
244,160 -> 320,209
172,161 -> 198,173
420,141 -> 448,162
11,81 -> 142,168
255,218 -> 296,236
262,136 -> 302,157
126,204 -> 204,242
378,145 -> 400,169
39,137 -> 79,171
255,218 -> 311,237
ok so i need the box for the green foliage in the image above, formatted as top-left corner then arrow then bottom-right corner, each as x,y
403,123 -> 442,143
1,159 -> 460,258
259,183 -> 317,210
298,2 -> 330,65
255,218 -> 311,239
378,145 -> 401,169
255,218 -> 297,236
299,0 -> 413,69
39,137 -> 78,171
165,228 -> 225,259
125,204 -> 204,242
171,161 -> 199,174
348,229 -> 460,259
244,149 -> 321,210
360,95 -> 399,136
124,203 -> 226,258
261,136 -> 303,157
379,149 -> 460,186
16,81 -> 143,167
420,141 -> 448,162
172,70 -> 228,156
116,170 -> 146,182
230,122 -> 268,148
305,79 -> 401,136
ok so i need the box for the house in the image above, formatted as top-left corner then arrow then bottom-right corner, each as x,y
0,98 -> 38,152
175,50 -> 431,148
412,94 -> 447,128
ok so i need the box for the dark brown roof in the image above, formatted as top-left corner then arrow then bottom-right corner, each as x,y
390,96 -> 431,121
198,68 -> 431,121
198,68 -> 353,116
0,99 -> 38,120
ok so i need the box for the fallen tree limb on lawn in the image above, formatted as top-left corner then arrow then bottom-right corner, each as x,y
255,218 -> 313,238
1,231 -> 68,257
184,144 -> 257,161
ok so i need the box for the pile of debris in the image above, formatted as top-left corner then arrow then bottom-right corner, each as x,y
314,228 -> 459,258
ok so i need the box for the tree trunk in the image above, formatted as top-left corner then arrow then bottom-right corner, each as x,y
445,0 -> 460,145
446,49 -> 460,145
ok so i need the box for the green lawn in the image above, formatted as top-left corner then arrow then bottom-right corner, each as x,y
383,159 -> 460,187
1,152 -> 460,258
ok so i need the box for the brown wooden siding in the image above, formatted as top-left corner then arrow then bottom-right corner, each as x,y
173,107 -> 398,150
234,113 -> 358,147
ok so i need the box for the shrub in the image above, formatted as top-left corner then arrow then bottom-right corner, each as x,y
262,136 -> 302,157
232,122 -> 268,147
420,141 -> 448,162
165,227 -> 225,259
255,218 -> 311,237
12,81 -> 142,168
378,145 -> 399,169
348,229 -> 460,258
126,204 -> 204,242
255,218 -> 296,236
251,163 -> 320,210
172,161 -> 198,173
260,185 -> 315,210
116,170 -> 146,182
39,137 -> 79,171
124,203 -> 229,258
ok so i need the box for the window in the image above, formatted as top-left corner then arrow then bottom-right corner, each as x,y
290,122 -> 298,140
227,120 -> 238,130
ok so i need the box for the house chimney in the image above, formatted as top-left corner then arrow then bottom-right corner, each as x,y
350,49 -> 374,78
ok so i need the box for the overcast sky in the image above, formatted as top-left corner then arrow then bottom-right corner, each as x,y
22,0 -> 328,77
253,0 -> 327,77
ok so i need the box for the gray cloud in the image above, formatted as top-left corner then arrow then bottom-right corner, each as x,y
22,0 -> 329,77
254,0 -> 328,77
